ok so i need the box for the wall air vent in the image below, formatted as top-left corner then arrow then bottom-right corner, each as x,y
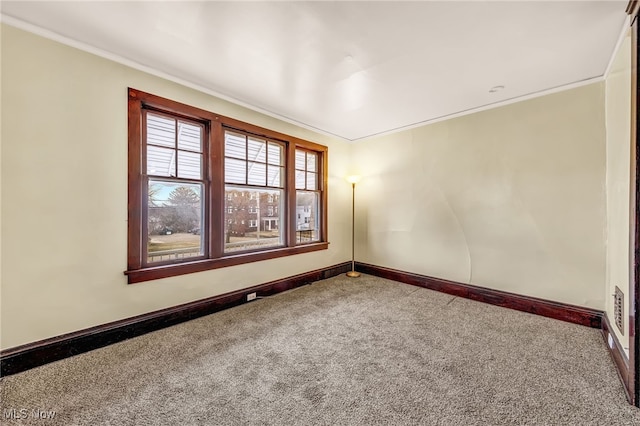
614,286 -> 624,335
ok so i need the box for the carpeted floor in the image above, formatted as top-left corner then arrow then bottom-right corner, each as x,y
1,273 -> 639,425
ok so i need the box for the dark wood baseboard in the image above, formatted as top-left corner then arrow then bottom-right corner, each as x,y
0,262 -> 350,377
602,314 -> 632,403
355,262 -> 603,328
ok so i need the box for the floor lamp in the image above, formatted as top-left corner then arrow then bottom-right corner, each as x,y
346,175 -> 361,278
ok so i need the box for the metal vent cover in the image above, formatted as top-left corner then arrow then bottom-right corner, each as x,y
614,286 -> 624,335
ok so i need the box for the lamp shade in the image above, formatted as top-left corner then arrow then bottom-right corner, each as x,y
346,175 -> 361,184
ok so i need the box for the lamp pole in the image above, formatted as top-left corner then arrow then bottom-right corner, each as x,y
346,177 -> 361,278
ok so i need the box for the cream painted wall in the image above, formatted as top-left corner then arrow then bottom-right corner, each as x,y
351,83 -> 607,309
0,22 -> 628,352
0,25 -> 351,350
605,30 -> 631,357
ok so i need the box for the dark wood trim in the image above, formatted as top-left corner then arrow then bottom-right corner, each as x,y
628,1 -> 639,17
126,242 -> 330,283
320,148 -> 329,243
210,120 -> 224,259
0,262 -> 351,377
356,262 -> 603,328
286,142 -> 297,247
132,89 -> 220,124
127,90 -> 143,271
602,314 -> 632,403
293,138 -> 329,157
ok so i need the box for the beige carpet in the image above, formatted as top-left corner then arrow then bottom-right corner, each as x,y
1,274 -> 639,425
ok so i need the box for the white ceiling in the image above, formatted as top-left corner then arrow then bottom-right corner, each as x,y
1,1 -> 628,141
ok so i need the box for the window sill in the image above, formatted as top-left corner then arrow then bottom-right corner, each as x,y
125,242 -> 329,284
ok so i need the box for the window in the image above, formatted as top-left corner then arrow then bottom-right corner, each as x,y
126,89 -> 328,283
145,112 -> 206,264
224,131 -> 284,252
295,149 -> 321,243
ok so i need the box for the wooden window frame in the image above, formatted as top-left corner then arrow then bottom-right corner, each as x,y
222,129 -> 287,253
126,89 -> 328,284
294,148 -> 324,244
143,110 -> 209,266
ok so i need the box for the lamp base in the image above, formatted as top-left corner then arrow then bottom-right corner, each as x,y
346,271 -> 361,278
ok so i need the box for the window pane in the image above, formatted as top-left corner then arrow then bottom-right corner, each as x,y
306,152 -> 317,172
224,186 -> 284,253
248,137 -> 267,163
148,180 -> 204,263
147,113 -> 175,148
268,142 -> 283,165
177,121 -> 202,152
225,131 -> 246,159
177,151 -> 202,179
295,150 -> 306,170
247,162 -> 266,186
306,172 -> 317,190
147,145 -> 175,177
295,170 -> 305,189
267,166 -> 283,187
225,158 -> 246,184
296,191 -> 319,243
